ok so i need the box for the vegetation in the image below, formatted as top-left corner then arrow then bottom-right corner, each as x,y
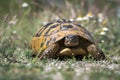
0,0 -> 120,80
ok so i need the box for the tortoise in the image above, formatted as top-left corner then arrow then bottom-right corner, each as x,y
31,19 -> 105,60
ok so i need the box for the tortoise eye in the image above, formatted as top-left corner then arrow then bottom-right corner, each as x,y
60,25 -> 73,30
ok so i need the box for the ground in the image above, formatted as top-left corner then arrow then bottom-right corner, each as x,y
0,6 -> 120,80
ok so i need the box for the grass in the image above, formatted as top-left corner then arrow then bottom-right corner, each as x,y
0,9 -> 120,80
0,57 -> 120,80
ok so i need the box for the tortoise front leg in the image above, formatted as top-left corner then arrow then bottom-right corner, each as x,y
87,44 -> 105,60
40,43 -> 60,59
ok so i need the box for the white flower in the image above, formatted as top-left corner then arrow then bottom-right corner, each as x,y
102,27 -> 108,31
22,2 -> 28,8
101,40 -> 104,43
100,31 -> 106,35
98,13 -> 104,22
69,18 -> 74,21
76,17 -> 89,21
86,12 -> 94,18
98,18 -> 104,22
13,30 -> 17,34
76,17 -> 84,21
82,16 -> 89,20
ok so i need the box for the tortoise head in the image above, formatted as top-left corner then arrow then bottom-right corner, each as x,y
64,35 -> 79,47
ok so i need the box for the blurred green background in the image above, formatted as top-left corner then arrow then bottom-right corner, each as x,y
0,0 -> 120,80
0,0 -> 120,51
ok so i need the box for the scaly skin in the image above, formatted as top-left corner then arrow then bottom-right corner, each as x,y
39,43 -> 105,60
87,44 -> 105,60
39,43 -> 60,59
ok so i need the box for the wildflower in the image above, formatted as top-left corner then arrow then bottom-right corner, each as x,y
76,17 -> 84,21
85,12 -> 94,18
98,18 -> 103,22
13,30 -> 17,34
102,27 -> 108,31
98,13 -> 104,22
76,15 -> 84,21
100,31 -> 106,35
69,18 -> 74,21
101,40 -> 104,43
82,16 -> 89,20
76,17 -> 83,21
98,13 -> 108,25
76,16 -> 89,21
22,2 -> 28,8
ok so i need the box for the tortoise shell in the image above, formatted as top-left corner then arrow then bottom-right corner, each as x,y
31,19 -> 95,56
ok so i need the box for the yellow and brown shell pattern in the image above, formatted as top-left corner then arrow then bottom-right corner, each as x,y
31,19 -> 95,55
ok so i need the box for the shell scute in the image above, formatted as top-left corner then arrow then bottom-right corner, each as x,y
32,19 -> 95,55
